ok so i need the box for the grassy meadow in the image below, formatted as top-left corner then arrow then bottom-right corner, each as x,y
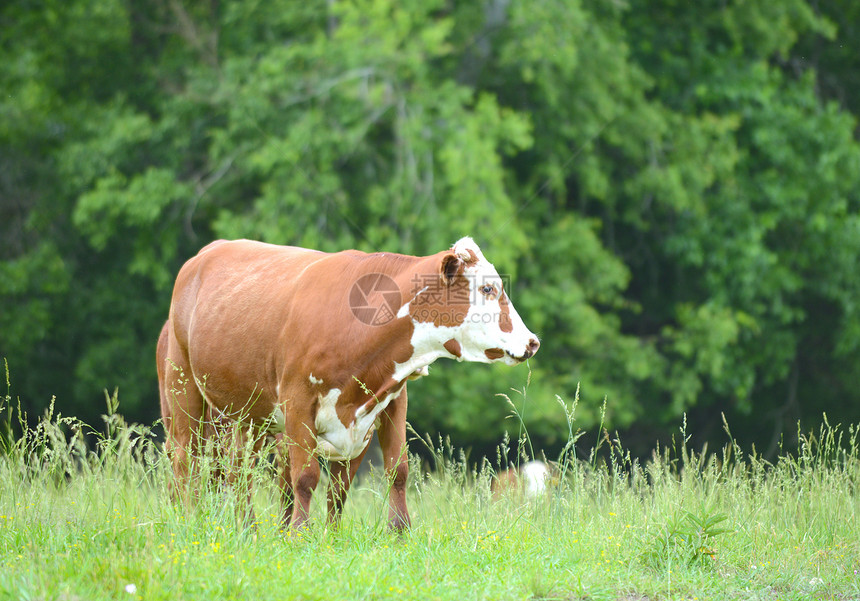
1,384 -> 859,601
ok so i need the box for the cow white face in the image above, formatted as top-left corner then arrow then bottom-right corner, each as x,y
401,237 -> 540,369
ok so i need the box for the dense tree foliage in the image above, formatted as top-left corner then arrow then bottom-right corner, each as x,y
2,0 -> 859,458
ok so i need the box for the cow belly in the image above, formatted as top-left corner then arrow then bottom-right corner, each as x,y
314,388 -> 399,462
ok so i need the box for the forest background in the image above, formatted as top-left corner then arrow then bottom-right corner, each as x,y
2,0 -> 860,461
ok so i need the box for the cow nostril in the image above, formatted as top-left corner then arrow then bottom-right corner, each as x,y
527,338 -> 540,355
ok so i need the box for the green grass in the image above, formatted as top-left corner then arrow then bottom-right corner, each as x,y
1,385 -> 859,600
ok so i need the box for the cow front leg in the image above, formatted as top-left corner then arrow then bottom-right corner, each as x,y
286,434 -> 320,530
326,446 -> 370,528
377,388 -> 411,532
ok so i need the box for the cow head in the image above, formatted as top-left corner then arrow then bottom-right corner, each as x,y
405,237 -> 540,366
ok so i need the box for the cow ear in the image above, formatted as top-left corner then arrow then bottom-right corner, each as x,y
440,253 -> 464,285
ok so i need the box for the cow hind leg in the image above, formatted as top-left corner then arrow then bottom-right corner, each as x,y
157,322 -> 181,503
166,390 -> 206,507
160,333 -> 207,509
215,419 -> 260,529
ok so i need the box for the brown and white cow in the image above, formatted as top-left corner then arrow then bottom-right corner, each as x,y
157,237 -> 539,531
491,460 -> 555,499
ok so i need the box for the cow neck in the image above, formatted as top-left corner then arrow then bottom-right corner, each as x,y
340,251 -> 449,416
390,251 -> 458,382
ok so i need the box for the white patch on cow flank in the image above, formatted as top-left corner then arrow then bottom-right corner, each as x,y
314,386 -> 401,462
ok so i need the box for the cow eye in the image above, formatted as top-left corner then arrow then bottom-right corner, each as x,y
479,284 -> 497,298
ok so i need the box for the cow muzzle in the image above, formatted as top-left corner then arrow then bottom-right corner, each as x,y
507,337 -> 540,363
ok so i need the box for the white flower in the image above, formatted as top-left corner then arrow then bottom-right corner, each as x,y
125,584 -> 138,594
